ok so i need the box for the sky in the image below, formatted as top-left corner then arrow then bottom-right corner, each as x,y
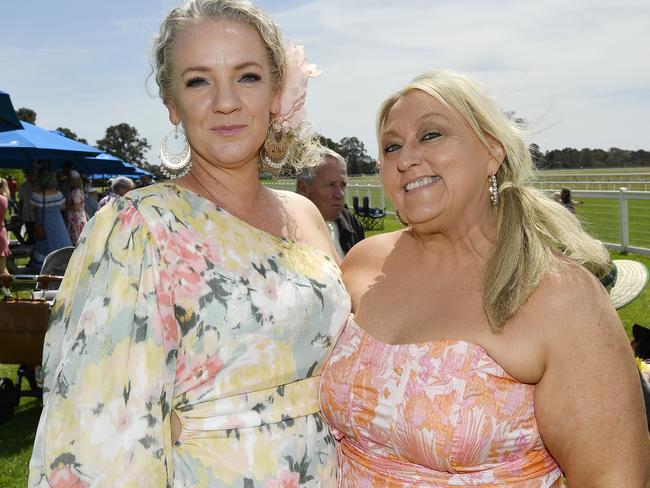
1,0 -> 649,168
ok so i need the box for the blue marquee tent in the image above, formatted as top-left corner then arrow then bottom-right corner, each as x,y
0,120 -> 101,167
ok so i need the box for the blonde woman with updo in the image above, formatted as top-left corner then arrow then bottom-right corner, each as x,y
29,1 -> 349,486
320,70 -> 650,486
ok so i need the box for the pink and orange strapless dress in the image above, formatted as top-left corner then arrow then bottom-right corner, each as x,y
320,318 -> 565,487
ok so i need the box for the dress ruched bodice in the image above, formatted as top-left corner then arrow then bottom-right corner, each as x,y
320,318 -> 564,487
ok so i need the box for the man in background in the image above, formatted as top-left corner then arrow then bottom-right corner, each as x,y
296,148 -> 365,258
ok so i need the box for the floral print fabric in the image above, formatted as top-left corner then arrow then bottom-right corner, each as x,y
320,318 -> 564,487
29,183 -> 350,487
65,187 -> 87,245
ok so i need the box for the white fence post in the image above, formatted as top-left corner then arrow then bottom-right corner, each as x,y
619,187 -> 629,253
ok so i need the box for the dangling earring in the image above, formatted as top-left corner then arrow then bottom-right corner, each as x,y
160,124 -> 191,178
489,174 -> 499,206
395,209 -> 409,227
260,122 -> 293,171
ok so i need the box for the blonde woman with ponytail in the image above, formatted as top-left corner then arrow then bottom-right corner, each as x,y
320,70 -> 649,486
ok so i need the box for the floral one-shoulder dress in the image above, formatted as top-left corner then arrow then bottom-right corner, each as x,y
29,183 -> 351,487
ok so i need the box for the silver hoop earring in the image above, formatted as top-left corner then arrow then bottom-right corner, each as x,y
489,175 -> 499,206
160,124 -> 191,179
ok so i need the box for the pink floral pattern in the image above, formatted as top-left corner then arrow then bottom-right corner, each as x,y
65,187 -> 87,245
320,318 -> 565,487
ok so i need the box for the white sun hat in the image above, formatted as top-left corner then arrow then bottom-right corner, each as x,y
607,259 -> 649,310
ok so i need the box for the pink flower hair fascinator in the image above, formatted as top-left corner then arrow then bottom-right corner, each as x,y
274,42 -> 321,131
261,42 -> 322,172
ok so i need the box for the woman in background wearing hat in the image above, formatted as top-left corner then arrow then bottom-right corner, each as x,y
320,70 -> 649,486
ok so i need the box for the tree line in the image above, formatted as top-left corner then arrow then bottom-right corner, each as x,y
530,143 -> 650,170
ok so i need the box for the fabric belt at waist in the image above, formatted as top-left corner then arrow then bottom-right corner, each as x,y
175,375 -> 320,442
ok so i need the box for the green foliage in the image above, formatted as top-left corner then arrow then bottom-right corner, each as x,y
317,134 -> 377,175
338,137 -> 376,175
0,170 -> 25,186
540,147 -> 650,169
55,127 -> 88,145
317,135 -> 341,154
138,161 -> 166,179
96,123 -> 151,166
15,108 -> 36,124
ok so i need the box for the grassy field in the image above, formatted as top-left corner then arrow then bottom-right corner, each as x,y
0,374 -> 39,488
577,198 -> 650,249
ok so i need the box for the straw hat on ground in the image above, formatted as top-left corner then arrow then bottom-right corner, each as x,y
604,259 -> 649,310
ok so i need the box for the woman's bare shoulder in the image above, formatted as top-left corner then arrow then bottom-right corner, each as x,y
341,229 -> 406,275
522,259 -> 620,344
269,188 -> 335,255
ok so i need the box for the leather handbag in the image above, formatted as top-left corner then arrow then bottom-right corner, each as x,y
0,298 -> 50,366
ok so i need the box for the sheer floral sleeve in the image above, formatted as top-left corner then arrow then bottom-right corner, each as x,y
29,198 -> 178,487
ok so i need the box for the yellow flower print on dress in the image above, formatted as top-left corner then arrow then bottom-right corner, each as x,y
29,183 -> 350,487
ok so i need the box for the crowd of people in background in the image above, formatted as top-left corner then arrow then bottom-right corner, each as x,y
0,168 -> 153,273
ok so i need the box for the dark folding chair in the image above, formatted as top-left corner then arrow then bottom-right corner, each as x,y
352,195 -> 362,215
354,196 -> 386,231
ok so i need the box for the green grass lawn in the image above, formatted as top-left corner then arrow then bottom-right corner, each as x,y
0,364 -> 40,488
1,215 -> 649,486
577,198 -> 650,249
